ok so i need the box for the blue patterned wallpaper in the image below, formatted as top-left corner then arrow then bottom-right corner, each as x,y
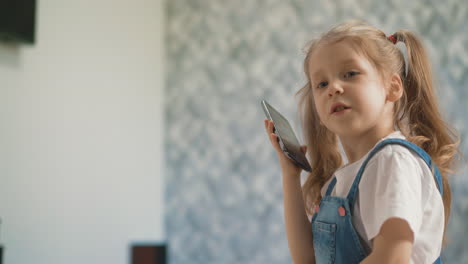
165,0 -> 468,263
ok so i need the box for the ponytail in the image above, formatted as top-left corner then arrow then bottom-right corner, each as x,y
393,30 -> 462,246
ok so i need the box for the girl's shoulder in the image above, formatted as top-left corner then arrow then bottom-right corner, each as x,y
365,131 -> 426,168
367,143 -> 426,175
371,142 -> 421,162
364,142 -> 436,191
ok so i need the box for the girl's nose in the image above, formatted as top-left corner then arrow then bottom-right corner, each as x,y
328,82 -> 344,97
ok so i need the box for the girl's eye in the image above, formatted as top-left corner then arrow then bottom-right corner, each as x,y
344,71 -> 358,78
315,72 -> 358,89
317,81 -> 328,89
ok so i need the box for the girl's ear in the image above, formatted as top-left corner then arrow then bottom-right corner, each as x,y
386,73 -> 403,102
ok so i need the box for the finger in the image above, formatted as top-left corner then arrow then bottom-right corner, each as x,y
270,133 -> 280,151
270,120 -> 276,133
264,119 -> 272,136
268,122 -> 280,145
265,119 -> 272,132
268,120 -> 274,134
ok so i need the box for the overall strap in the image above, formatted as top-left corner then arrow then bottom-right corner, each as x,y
346,138 -> 444,209
325,177 -> 337,196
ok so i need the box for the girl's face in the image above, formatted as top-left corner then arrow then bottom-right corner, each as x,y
308,40 -> 393,138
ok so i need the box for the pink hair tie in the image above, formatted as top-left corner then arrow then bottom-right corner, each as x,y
388,34 -> 397,44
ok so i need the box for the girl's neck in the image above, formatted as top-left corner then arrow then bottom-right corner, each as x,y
339,127 -> 396,164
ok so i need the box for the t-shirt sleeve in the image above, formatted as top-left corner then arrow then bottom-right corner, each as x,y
358,149 -> 423,241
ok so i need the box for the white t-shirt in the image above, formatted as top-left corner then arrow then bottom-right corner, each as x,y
316,131 -> 444,264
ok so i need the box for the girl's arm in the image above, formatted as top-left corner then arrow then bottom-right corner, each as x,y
264,120 -> 315,263
282,172 -> 315,264
360,218 -> 414,264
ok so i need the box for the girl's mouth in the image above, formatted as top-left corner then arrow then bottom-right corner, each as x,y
332,107 -> 351,115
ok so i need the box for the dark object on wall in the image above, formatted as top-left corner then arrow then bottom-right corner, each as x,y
0,0 -> 37,44
0,217 -> 2,264
131,243 -> 167,264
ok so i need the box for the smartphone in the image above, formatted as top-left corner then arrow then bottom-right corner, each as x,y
261,99 -> 312,172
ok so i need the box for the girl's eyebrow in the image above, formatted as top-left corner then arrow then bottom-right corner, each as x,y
310,69 -> 323,80
340,58 -> 359,66
310,58 -> 359,79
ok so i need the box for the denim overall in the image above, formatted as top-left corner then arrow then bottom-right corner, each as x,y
311,138 -> 443,264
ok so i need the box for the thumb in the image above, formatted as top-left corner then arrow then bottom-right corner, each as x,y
301,145 -> 307,153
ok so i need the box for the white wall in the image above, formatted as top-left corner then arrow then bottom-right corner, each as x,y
0,0 -> 165,263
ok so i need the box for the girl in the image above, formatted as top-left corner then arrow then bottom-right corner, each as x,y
263,20 -> 461,264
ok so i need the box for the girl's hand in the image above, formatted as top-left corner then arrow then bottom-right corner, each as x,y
264,119 -> 307,177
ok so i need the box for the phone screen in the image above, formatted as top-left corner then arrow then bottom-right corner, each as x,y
262,100 -> 312,172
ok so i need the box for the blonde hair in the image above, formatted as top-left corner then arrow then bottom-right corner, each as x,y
295,19 -> 463,245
